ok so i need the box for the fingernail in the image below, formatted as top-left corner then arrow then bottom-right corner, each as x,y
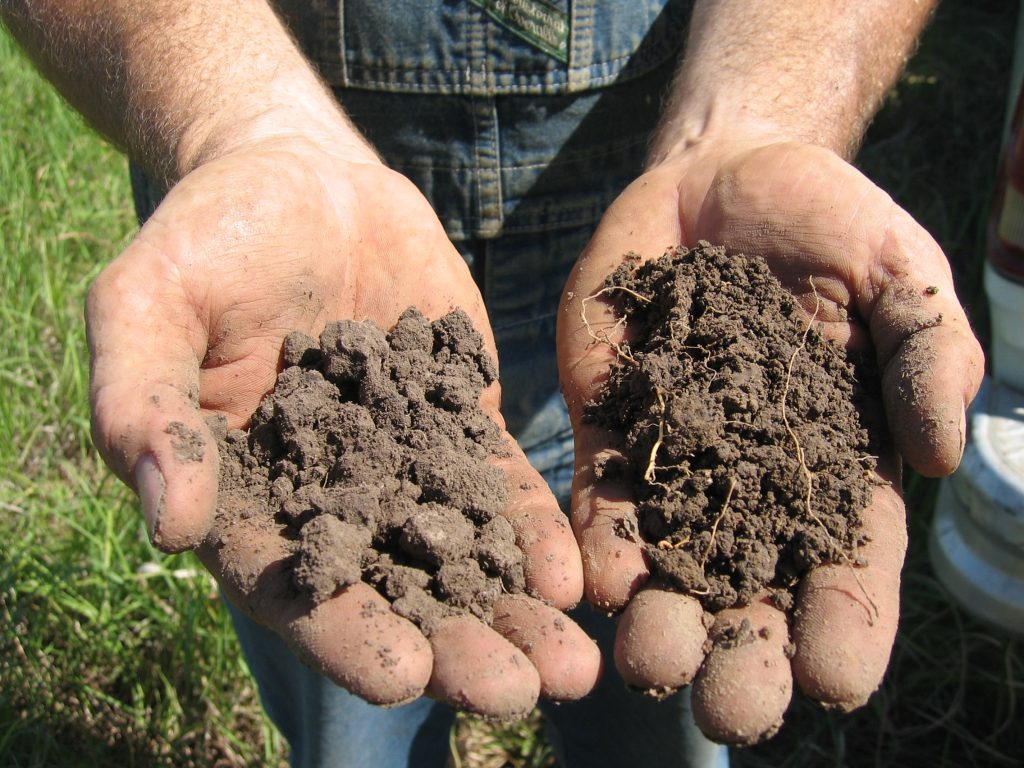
135,453 -> 165,541
957,405 -> 968,466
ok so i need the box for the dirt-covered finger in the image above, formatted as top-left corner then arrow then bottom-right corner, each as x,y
198,511 -> 433,706
879,321 -> 981,476
492,438 -> 583,610
570,438 -> 649,611
490,594 -> 601,702
613,588 -> 707,693
792,481 -> 906,711
286,585 -> 435,706
87,248 -> 216,552
692,598 -> 793,746
864,213 -> 984,477
427,614 -> 540,721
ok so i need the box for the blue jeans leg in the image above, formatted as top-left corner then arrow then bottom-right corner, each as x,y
227,556 -> 728,768
226,599 -> 454,768
541,604 -> 729,768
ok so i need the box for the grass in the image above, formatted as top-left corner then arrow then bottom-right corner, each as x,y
0,29 -> 284,767
1,1 -> 1021,766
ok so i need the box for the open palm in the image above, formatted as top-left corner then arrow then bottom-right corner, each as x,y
558,141 -> 983,743
88,138 -> 600,717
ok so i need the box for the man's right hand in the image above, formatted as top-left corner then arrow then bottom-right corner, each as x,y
86,135 -> 600,717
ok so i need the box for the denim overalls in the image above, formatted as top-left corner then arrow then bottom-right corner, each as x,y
133,2 -> 728,765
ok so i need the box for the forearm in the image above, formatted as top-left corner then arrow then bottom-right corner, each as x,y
648,0 -> 936,165
1,0 -> 375,183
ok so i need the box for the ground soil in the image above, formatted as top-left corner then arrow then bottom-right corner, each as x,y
585,243 -> 878,612
215,308 -> 526,635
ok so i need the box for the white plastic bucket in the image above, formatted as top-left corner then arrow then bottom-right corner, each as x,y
986,262 -> 1024,391
929,377 -> 1024,636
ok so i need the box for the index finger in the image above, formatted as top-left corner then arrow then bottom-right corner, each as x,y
87,238 -> 217,552
569,427 -> 650,610
860,210 -> 984,476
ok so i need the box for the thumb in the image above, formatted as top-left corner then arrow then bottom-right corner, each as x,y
863,209 -> 985,477
86,242 -> 218,552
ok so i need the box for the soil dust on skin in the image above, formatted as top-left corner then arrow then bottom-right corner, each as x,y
585,242 -> 880,614
214,307 -> 529,636
165,421 -> 205,463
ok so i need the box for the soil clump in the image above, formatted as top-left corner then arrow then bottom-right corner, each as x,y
215,308 -> 525,635
585,242 -> 878,612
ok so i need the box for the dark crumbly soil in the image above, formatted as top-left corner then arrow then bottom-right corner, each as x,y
216,308 -> 525,635
585,243 -> 878,612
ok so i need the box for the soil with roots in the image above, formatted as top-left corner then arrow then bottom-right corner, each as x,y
585,242 -> 879,612
214,308 -> 526,635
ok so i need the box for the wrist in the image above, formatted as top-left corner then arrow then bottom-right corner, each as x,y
176,77 -> 380,179
645,94 -> 839,173
649,0 -> 936,173
642,114 -> 795,216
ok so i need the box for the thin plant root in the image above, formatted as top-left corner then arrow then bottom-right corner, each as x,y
701,478 -> 737,569
644,388 -> 669,484
580,285 -> 651,364
780,278 -> 825,535
781,277 -> 879,622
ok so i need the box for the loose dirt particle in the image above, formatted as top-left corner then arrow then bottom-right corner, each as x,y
165,421 -> 205,462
